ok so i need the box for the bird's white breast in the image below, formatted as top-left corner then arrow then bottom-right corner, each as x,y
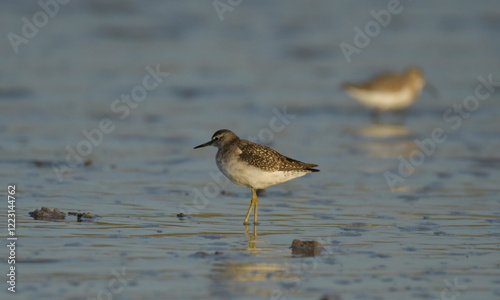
216,147 -> 307,189
348,87 -> 417,111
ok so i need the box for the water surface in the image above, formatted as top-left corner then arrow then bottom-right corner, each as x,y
1,1 -> 499,300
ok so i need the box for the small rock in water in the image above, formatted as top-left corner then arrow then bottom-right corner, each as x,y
68,211 -> 95,222
30,208 -> 96,222
191,251 -> 224,258
29,207 -> 66,220
290,239 -> 324,257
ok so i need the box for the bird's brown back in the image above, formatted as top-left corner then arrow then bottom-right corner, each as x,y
237,140 -> 319,172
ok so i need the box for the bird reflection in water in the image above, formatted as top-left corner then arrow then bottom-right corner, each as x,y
244,223 -> 258,254
354,123 -> 417,159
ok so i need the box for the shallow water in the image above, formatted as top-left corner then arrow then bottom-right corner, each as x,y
1,1 -> 500,300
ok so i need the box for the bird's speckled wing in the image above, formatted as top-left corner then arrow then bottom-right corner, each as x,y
237,140 -> 318,172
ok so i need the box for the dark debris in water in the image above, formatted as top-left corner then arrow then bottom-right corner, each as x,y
29,207 -> 66,220
29,207 -> 96,222
176,213 -> 191,221
190,251 -> 224,258
290,239 -> 324,257
68,211 -> 96,222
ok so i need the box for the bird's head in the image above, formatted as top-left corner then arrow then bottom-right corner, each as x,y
194,129 -> 238,149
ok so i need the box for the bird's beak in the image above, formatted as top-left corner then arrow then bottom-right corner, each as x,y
194,140 -> 212,149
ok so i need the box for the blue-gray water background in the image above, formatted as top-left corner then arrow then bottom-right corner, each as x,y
1,1 -> 499,299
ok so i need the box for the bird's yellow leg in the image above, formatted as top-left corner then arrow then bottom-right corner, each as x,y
253,189 -> 259,224
243,188 -> 256,225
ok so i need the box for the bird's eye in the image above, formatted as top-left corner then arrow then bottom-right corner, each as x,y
213,136 -> 219,141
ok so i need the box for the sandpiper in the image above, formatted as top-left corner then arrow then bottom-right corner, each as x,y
194,129 -> 319,224
342,66 -> 426,112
